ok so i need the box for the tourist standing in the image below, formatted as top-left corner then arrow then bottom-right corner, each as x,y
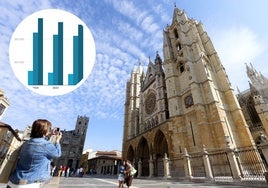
7,119 -> 62,188
118,161 -> 125,188
124,160 -> 134,188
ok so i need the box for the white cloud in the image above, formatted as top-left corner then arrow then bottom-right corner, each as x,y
107,0 -> 161,35
154,4 -> 170,24
108,0 -> 141,21
211,26 -> 265,91
115,20 -> 143,41
214,27 -> 263,67
140,15 -> 159,33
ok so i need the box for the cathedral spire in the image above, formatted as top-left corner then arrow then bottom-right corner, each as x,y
237,86 -> 241,94
246,63 -> 268,91
246,63 -> 256,77
134,59 -> 143,74
155,51 -> 162,65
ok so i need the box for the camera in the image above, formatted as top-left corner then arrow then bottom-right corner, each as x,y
52,127 -> 60,135
49,127 -> 61,143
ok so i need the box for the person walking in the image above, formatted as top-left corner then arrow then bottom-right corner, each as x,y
50,163 -> 56,177
124,160 -> 134,188
79,167 -> 84,177
7,119 -> 62,188
118,161 -> 125,188
66,167 -> 70,177
57,165 -> 63,177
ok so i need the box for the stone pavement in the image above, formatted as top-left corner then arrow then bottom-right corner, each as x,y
46,176 -> 60,188
1,175 -> 267,188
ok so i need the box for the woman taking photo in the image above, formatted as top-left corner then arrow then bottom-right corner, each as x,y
7,119 -> 62,188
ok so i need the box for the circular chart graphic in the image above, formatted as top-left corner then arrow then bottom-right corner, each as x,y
9,9 -> 96,96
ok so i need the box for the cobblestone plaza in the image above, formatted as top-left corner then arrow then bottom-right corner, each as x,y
1,175 -> 267,188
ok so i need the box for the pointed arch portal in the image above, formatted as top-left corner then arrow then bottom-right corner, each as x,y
137,137 -> 150,176
154,130 -> 168,176
127,145 -> 134,162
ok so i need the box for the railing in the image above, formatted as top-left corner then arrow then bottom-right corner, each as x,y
168,146 -> 267,185
235,147 -> 266,181
190,153 -> 205,177
170,157 -> 185,178
209,150 -> 232,182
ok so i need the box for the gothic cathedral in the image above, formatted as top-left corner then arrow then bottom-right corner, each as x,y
237,64 -> 268,144
122,6 -> 264,178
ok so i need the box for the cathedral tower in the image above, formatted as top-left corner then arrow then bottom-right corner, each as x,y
123,63 -> 144,142
162,6 -> 255,151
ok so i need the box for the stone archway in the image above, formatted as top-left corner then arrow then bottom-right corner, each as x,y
127,145 -> 135,162
137,137 -> 150,176
154,130 -> 168,176
67,159 -> 73,168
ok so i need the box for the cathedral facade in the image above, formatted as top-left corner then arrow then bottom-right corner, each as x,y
237,64 -> 268,144
122,6 -> 265,178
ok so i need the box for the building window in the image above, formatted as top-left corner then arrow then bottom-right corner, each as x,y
0,103 -> 5,115
5,131 -> 13,142
174,28 -> 179,38
179,63 -> 184,73
185,95 -> 194,107
176,43 -> 182,51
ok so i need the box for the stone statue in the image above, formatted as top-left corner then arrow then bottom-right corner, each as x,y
259,132 -> 268,143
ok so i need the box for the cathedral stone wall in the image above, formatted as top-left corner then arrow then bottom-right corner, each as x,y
122,6 -> 265,179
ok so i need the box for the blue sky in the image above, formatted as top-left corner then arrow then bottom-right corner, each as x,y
1,0 -> 268,152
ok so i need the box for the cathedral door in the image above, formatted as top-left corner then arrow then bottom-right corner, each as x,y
138,137 -> 150,176
154,130 -> 168,177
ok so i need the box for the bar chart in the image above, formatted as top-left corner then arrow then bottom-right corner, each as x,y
9,9 -> 95,96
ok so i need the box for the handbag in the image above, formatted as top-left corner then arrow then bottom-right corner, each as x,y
130,166 -> 137,176
0,144 -> 22,183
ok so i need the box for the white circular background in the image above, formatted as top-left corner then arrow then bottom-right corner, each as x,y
9,9 -> 96,96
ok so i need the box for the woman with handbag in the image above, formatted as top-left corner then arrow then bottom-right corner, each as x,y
124,160 -> 135,188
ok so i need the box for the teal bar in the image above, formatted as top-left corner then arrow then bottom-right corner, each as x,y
37,18 -> 43,85
74,36 -> 78,84
68,36 -> 78,85
49,22 -> 63,85
48,72 -> 54,85
49,35 -> 58,85
68,74 -> 74,85
33,33 -> 38,84
68,25 -> 83,85
28,71 -> 34,85
78,25 -> 83,82
58,22 -> 63,85
28,18 -> 43,85
28,32 -> 38,85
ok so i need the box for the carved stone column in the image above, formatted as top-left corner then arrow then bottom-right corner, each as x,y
202,145 -> 213,180
137,159 -> 142,178
183,148 -> 193,179
225,139 -> 242,182
149,155 -> 154,178
163,153 -> 171,179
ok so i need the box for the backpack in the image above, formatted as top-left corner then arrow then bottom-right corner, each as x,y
119,165 -> 125,174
